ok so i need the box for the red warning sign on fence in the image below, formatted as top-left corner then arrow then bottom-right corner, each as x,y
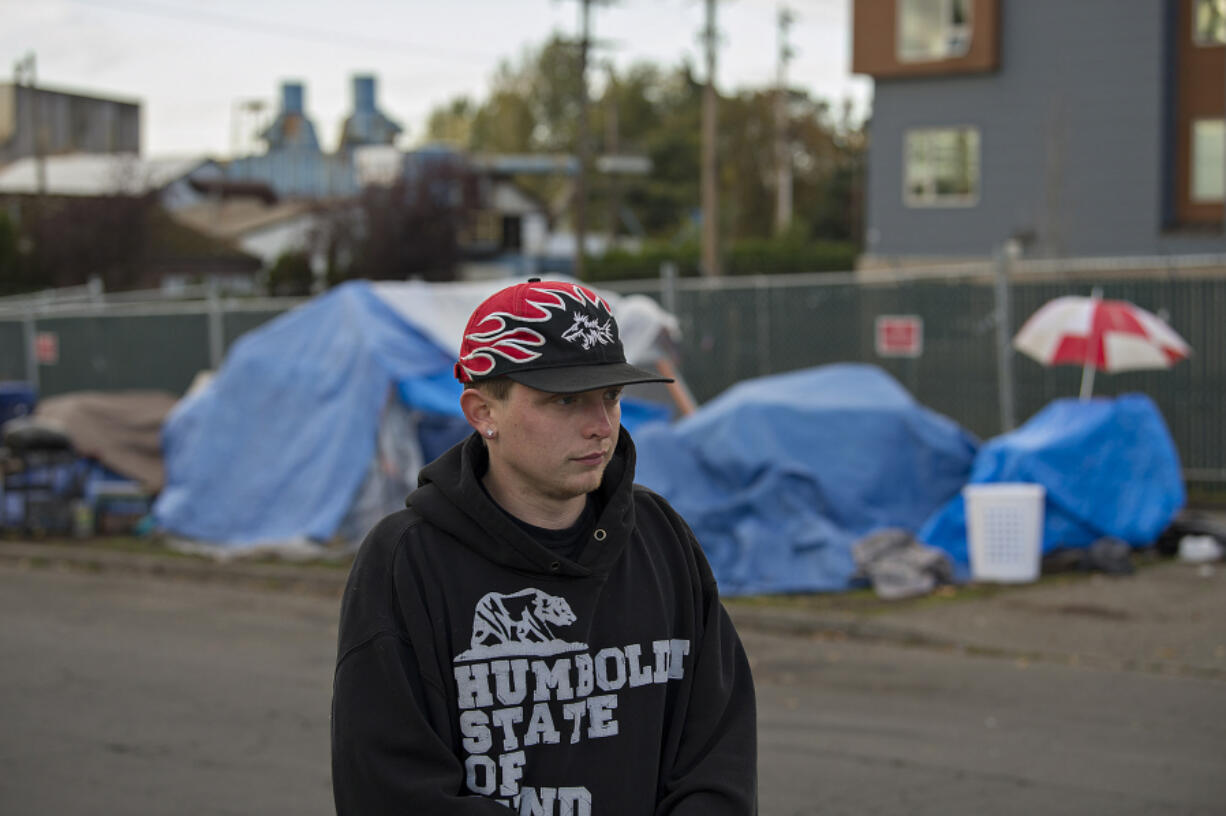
875,316 -> 923,358
35,332 -> 59,365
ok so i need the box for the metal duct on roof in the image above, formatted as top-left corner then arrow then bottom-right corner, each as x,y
260,82 -> 321,153
338,75 -> 402,150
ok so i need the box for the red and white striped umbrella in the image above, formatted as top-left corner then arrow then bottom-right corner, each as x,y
1013,293 -> 1191,398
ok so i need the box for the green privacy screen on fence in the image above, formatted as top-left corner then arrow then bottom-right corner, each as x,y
1,272 -> 1222,485
609,270 -> 1224,486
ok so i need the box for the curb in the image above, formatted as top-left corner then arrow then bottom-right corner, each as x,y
1,541 -> 924,641
725,604 -> 963,650
0,541 -> 348,598
0,541 -> 954,648
7,540 -> 1221,680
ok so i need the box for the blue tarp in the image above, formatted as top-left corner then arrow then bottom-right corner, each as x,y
0,381 -> 36,425
155,280 -> 673,549
154,282 -> 455,546
634,364 -> 979,596
918,395 -> 1185,574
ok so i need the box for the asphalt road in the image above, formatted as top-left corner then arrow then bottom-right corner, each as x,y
1,564 -> 1222,816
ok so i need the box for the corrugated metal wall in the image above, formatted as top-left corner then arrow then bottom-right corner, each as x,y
0,273 -> 1222,484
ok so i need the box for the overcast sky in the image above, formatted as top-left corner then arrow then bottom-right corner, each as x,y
2,0 -> 872,158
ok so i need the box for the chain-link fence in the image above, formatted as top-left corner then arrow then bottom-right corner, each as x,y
604,256 -> 1226,488
0,285 -> 300,395
2,258 -> 1223,487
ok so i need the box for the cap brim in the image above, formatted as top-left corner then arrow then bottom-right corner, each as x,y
505,362 -> 674,394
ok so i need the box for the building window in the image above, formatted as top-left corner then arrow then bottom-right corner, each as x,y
897,0 -> 972,63
501,215 -> 522,250
1191,118 -> 1225,202
904,127 -> 980,206
1194,0 -> 1226,46
460,210 -> 501,248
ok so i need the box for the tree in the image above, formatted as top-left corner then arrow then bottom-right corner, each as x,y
425,97 -> 477,147
422,36 -> 868,257
0,209 -> 32,295
468,88 -> 537,153
315,153 -> 478,284
429,36 -> 586,156
266,250 -> 314,296
1,194 -> 155,293
615,62 -> 704,238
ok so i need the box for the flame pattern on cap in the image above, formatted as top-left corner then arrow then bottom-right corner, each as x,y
456,282 -> 613,381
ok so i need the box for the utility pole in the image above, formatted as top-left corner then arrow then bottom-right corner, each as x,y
14,53 -> 46,197
774,7 -> 795,236
573,0 -> 593,279
604,61 -> 620,242
230,99 -> 267,159
561,0 -> 616,279
701,0 -> 721,276
562,0 -> 616,280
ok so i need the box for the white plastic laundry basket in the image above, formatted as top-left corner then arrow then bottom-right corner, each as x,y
962,483 -> 1046,583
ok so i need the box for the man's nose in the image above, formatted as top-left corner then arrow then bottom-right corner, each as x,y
583,399 -> 614,437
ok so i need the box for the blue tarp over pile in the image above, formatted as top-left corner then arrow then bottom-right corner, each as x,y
155,280 -> 672,549
633,364 -> 979,596
155,282 -> 456,546
919,395 -> 1185,573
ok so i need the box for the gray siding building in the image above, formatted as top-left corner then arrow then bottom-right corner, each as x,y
0,83 -> 140,166
853,0 -> 1226,266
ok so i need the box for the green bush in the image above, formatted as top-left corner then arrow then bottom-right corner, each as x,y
266,251 -> 314,297
582,237 -> 857,283
0,210 -> 41,296
724,238 -> 857,276
583,242 -> 700,282
0,212 -> 18,279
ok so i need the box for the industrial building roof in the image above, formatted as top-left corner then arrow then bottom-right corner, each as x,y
0,153 -> 212,196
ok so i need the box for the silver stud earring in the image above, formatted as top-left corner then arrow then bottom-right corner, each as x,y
485,429 -> 495,438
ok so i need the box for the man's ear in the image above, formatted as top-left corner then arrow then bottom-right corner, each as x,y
459,387 -> 493,434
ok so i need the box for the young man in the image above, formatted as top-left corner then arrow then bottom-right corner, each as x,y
332,279 -> 757,815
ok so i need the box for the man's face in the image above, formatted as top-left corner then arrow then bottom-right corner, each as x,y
486,382 -> 622,504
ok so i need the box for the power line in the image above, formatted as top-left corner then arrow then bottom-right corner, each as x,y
65,0 -> 505,64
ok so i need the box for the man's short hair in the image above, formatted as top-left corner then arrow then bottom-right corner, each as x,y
464,376 -> 513,401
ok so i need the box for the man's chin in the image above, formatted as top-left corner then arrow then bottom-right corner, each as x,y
551,471 -> 606,501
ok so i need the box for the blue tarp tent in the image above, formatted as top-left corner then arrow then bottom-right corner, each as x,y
154,282 -> 456,548
918,394 -> 1185,574
633,364 -> 979,596
155,280 -> 673,552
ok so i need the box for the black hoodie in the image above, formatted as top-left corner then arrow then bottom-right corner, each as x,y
332,429 -> 757,815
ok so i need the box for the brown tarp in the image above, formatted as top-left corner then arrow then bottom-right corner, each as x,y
34,391 -> 179,492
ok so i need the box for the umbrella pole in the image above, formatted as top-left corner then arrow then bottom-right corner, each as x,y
1079,361 -> 1095,400
1080,286 -> 1103,400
